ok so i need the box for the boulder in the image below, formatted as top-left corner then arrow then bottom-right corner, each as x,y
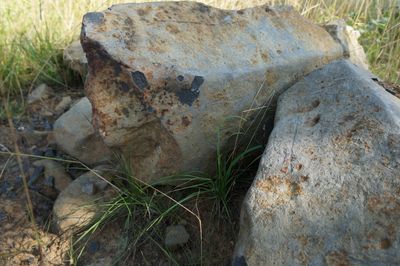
52,167 -> 115,233
81,2 -> 344,181
164,224 -> 190,249
63,40 -> 88,77
234,60 -> 400,265
53,97 -> 111,164
324,19 -> 369,70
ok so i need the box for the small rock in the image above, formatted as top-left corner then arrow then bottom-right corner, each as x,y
63,41 -> 87,77
0,210 -> 7,222
19,129 -> 49,146
27,84 -> 53,104
81,181 -> 95,195
31,147 -> 44,156
33,160 -> 72,192
43,176 -> 55,188
164,225 -> 189,249
54,96 -> 72,114
52,167 -> 114,233
44,147 -> 56,157
53,97 -> 111,164
28,165 -> 44,187
87,241 -> 100,254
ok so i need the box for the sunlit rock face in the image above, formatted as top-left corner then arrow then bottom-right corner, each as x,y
81,1 -> 343,182
234,60 -> 400,265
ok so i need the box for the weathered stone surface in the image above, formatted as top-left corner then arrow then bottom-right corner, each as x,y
63,40 -> 88,77
53,97 -> 111,164
324,19 -> 369,70
81,2 -> 344,181
27,83 -> 53,104
52,167 -> 114,233
234,60 -> 400,265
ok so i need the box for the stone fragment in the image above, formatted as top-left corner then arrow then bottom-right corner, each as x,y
52,167 -> 114,233
234,60 -> 400,265
81,2 -> 344,181
27,84 -> 53,104
53,97 -> 111,165
63,40 -> 88,77
324,19 -> 369,69
54,96 -> 72,114
33,159 -> 72,192
165,224 -> 190,249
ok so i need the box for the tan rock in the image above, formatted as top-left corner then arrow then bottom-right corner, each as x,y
81,2 -> 344,182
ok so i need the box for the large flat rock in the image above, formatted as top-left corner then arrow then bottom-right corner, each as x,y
234,60 -> 400,265
81,1 -> 344,181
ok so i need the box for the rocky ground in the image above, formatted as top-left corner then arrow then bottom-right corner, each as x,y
0,84 -> 245,265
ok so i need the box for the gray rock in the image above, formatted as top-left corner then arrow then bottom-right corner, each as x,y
81,2 -> 344,182
63,40 -> 88,77
165,224 -> 190,248
234,60 -> 400,265
53,97 -> 111,165
324,19 -> 369,70
33,159 -> 72,192
52,167 -> 114,233
27,83 -> 53,104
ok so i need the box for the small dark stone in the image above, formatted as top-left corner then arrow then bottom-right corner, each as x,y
88,241 -> 100,253
177,75 -> 184,82
44,148 -> 55,157
43,119 -> 52,131
0,210 -> 7,222
43,176 -> 55,188
28,165 -> 44,187
32,147 -> 44,156
0,180 -> 14,197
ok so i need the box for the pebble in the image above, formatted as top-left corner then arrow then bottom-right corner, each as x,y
43,176 -> 55,188
0,210 -> 7,222
164,224 -> 190,249
88,241 -> 100,253
44,147 -> 55,157
28,165 -> 44,187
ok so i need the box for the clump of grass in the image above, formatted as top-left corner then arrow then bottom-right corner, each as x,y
73,137 -> 262,264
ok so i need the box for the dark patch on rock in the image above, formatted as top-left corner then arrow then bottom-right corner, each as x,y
233,256 -> 247,266
114,64 -> 122,75
190,76 -> 204,93
122,107 -> 130,117
88,241 -> 100,253
198,4 -> 210,13
181,116 -> 191,127
175,76 -> 203,106
84,12 -> 104,24
176,90 -> 199,106
177,75 -> 184,82
117,81 -> 130,92
131,71 -> 149,90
